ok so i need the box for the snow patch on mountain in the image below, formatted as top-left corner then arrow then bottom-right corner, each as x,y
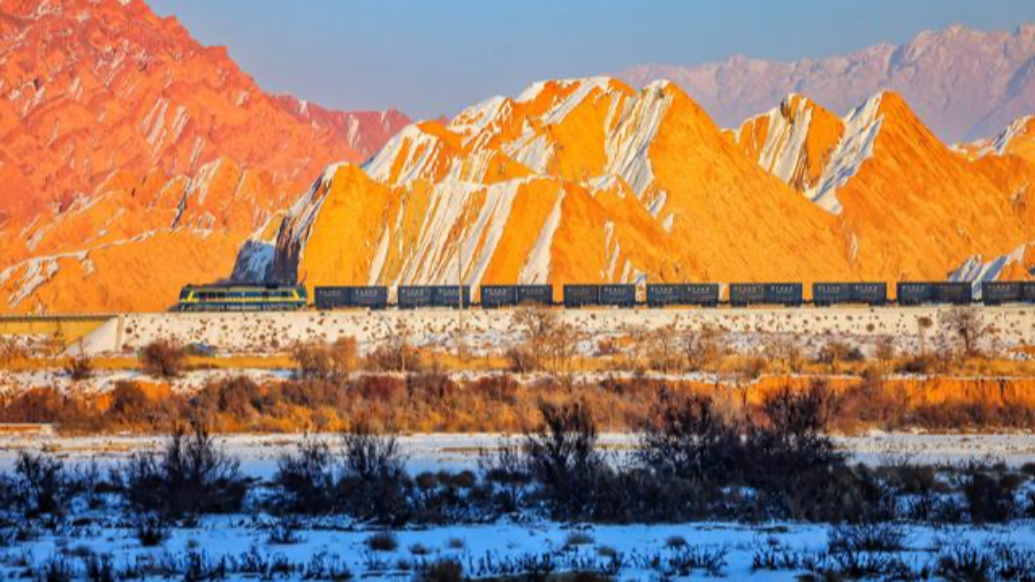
519,190 -> 565,284
806,94 -> 885,214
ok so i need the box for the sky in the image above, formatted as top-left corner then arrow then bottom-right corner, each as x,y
149,0 -> 1035,120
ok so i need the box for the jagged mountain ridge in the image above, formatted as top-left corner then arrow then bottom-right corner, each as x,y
620,23 -> 1035,142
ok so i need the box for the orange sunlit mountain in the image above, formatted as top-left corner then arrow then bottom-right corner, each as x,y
730,93 -> 1035,282
266,77 -> 1033,299
0,0 -> 409,312
2,0 -> 1034,313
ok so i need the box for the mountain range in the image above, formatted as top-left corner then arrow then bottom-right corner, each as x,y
0,0 -> 409,312
0,0 -> 1033,313
620,24 -> 1035,143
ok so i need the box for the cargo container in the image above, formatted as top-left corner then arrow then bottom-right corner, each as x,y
896,282 -> 935,306
764,283 -> 803,307
981,281 -> 1024,306
813,283 -> 851,307
563,285 -> 600,308
430,285 -> 472,308
729,283 -> 764,307
1024,282 -> 1035,303
314,286 -> 388,310
480,285 -> 517,309
600,284 -> 636,307
851,282 -> 887,306
516,285 -> 554,306
932,282 -> 972,305
645,284 -> 682,307
397,286 -> 434,309
685,283 -> 720,307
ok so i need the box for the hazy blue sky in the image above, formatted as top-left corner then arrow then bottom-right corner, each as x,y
149,0 -> 1035,119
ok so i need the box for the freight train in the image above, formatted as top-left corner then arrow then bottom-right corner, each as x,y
177,281 -> 1035,312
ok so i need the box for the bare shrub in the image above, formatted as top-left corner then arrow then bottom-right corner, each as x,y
13,451 -> 69,518
365,531 -> 399,552
416,558 -> 463,582
769,336 -> 804,373
64,354 -> 93,382
646,324 -> 682,373
141,339 -> 186,378
683,326 -> 725,372
291,337 -> 357,382
338,424 -> 411,524
367,324 -> 421,373
916,316 -> 934,356
512,307 -> 560,372
0,336 -> 28,366
273,438 -> 335,515
816,341 -> 863,369
940,307 -> 990,359
524,400 -> 604,517
118,425 -> 248,517
638,390 -> 740,484
874,337 -> 896,370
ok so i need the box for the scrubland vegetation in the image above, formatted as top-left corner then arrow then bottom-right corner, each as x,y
2,306 -> 1035,434
2,392 -> 1035,579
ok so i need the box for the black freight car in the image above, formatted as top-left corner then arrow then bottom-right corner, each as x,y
896,282 -> 934,306
430,285 -> 472,308
729,283 -> 764,307
764,283 -> 803,307
397,286 -> 434,309
897,282 -> 972,306
1024,282 -> 1035,303
564,285 -> 600,308
852,282 -> 887,306
813,282 -> 887,306
646,284 -> 682,307
314,286 -> 389,310
813,283 -> 851,307
982,281 -> 1024,306
516,285 -> 554,306
314,286 -> 351,310
685,284 -> 720,307
480,285 -> 517,309
601,284 -> 637,308
646,283 -> 720,307
932,282 -> 972,305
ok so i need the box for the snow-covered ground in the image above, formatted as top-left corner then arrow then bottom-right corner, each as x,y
72,305 -> 1035,357
4,432 -> 1035,477
2,433 -> 1035,580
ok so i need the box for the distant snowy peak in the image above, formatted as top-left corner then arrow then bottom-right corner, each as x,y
619,23 -> 1035,142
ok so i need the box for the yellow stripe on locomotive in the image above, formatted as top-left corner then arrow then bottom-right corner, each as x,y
177,285 -> 308,311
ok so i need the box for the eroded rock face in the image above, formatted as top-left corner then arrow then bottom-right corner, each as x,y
0,0 -> 409,312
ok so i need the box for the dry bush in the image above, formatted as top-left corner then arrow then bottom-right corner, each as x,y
511,307 -> 560,372
524,400 -> 605,517
916,316 -> 934,355
367,324 -> 422,373
638,390 -> 740,483
874,337 -> 896,370
816,340 -> 863,370
769,336 -> 805,373
141,339 -> 186,378
683,325 -> 725,372
64,354 -> 93,382
118,425 -> 248,517
0,336 -> 28,367
940,307 -> 990,359
646,325 -> 682,373
291,337 -> 357,382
